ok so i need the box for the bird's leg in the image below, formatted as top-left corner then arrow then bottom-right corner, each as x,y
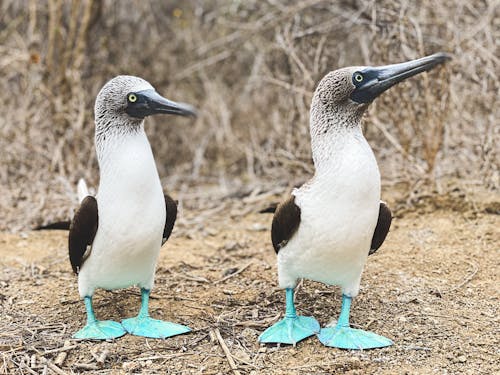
72,296 -> 126,340
258,288 -> 320,345
336,294 -> 351,327
284,288 -> 297,318
318,294 -> 393,349
138,288 -> 150,318
121,288 -> 191,339
84,296 -> 97,324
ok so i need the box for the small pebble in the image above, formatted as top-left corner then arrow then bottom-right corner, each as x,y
252,309 -> 259,319
122,362 -> 139,371
347,357 -> 361,369
223,267 -> 238,277
223,241 -> 239,251
205,227 -> 219,236
233,349 -> 251,362
241,328 -> 259,341
54,352 -> 67,366
248,223 -> 266,231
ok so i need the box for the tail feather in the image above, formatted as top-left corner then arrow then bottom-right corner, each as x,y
34,178 -> 90,231
77,178 -> 90,203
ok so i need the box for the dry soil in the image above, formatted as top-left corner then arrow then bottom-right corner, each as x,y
0,197 -> 499,374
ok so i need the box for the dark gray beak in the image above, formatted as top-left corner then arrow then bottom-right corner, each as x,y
350,52 -> 451,104
126,89 -> 197,119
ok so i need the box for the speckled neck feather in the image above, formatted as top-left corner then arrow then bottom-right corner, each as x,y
309,67 -> 367,170
93,75 -> 155,165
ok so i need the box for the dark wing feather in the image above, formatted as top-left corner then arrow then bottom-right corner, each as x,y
35,220 -> 71,230
271,196 -> 301,253
162,194 -> 178,245
369,202 -> 392,255
68,196 -> 98,274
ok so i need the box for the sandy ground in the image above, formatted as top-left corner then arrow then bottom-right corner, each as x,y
0,197 -> 499,374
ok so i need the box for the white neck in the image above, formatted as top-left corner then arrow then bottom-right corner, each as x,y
95,124 -> 161,199
295,122 -> 380,207
311,123 -> 367,174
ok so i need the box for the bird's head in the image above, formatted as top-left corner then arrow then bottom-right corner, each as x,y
94,75 -> 196,130
310,53 -> 451,135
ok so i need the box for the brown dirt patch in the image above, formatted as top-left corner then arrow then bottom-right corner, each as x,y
0,206 -> 498,374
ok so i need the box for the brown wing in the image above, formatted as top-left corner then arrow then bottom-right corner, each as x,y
162,194 -> 178,245
271,196 -> 301,253
35,221 -> 71,230
68,196 -> 98,274
369,202 -> 392,255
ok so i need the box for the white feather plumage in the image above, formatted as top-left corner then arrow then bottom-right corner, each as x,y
277,118 -> 380,298
78,128 -> 165,297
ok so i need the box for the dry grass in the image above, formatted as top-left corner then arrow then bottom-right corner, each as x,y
0,0 -> 498,230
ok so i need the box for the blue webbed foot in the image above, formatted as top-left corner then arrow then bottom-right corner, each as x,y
259,315 -> 319,345
121,316 -> 191,339
73,320 -> 126,340
318,325 -> 393,349
259,288 -> 320,345
317,294 -> 393,350
122,288 -> 191,339
73,296 -> 126,340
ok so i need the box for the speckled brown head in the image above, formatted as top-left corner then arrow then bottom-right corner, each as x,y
310,53 -> 451,137
94,75 -> 196,139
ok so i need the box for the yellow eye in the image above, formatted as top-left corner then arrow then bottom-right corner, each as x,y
354,73 -> 363,83
128,93 -> 137,103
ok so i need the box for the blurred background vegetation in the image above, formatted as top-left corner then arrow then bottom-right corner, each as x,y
0,0 -> 498,230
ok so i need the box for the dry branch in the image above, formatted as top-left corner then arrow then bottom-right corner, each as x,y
213,328 -> 241,375
0,0 -> 497,231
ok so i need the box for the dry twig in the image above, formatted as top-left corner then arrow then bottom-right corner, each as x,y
213,328 -> 241,375
214,262 -> 253,285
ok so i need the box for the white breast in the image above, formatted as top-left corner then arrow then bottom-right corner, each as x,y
277,131 -> 380,297
78,130 -> 166,297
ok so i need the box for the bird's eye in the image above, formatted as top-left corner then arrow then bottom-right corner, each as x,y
128,93 -> 137,103
354,73 -> 364,83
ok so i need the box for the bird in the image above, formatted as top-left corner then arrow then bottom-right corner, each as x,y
259,53 -> 450,349
68,75 -> 197,340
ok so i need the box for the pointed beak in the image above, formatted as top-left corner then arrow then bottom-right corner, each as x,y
350,52 -> 451,104
126,89 -> 197,119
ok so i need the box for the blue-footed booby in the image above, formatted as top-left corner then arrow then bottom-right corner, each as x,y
259,53 -> 450,349
69,75 -> 196,340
